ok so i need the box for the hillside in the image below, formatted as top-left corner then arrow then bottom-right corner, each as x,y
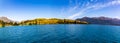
0,17 -> 19,27
0,17 -> 88,27
0,17 -> 14,23
76,17 -> 120,26
20,18 -> 88,25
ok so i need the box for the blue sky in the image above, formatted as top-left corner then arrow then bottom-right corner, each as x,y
0,0 -> 120,21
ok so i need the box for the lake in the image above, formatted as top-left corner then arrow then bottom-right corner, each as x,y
0,24 -> 120,43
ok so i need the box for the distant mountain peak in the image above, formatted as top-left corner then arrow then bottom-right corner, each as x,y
0,16 -> 14,23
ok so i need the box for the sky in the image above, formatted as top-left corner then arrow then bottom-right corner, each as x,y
0,0 -> 120,21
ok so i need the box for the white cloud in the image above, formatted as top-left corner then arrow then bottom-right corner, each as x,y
68,0 -> 120,19
68,0 -> 80,13
90,0 -> 94,2
115,16 -> 120,19
68,5 -> 79,13
68,10 -> 84,19
86,2 -> 90,6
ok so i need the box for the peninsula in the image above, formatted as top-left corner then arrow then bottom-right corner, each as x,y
0,17 -> 88,27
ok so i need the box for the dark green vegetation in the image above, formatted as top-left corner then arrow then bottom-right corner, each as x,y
0,18 -> 88,27
0,17 -> 19,27
0,20 -> 19,27
0,20 -> 5,27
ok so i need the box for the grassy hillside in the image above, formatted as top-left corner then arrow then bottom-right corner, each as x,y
0,18 -> 88,28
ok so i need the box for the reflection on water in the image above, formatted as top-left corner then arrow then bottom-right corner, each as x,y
0,24 -> 120,43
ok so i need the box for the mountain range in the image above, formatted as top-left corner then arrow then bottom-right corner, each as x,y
76,16 -> 120,26
0,17 -> 14,23
0,16 -> 120,27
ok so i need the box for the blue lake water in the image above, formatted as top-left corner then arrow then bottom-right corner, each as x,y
0,24 -> 120,43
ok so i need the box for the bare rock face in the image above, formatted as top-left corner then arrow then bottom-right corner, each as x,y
0,17 -> 14,23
